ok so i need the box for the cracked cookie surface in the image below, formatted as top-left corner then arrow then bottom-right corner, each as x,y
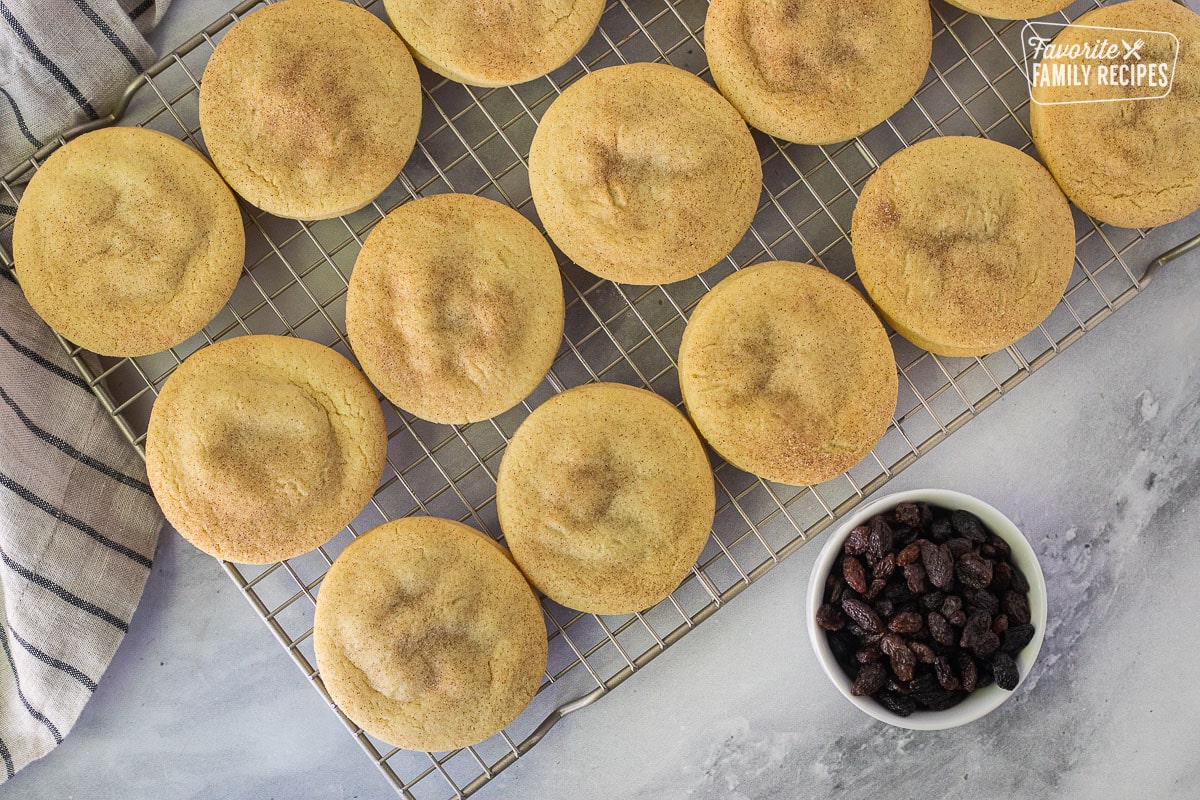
314,517 -> 547,752
497,383 -> 715,614
678,261 -> 897,487
852,137 -> 1075,358
382,0 -> 604,87
346,194 -> 565,424
13,127 -> 243,357
146,334 -> 386,563
705,0 -> 931,144
198,0 -> 421,220
528,63 -> 761,285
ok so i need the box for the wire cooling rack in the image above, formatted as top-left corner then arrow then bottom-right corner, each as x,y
2,0 -> 1198,797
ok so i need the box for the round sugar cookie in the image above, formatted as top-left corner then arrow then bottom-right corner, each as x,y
13,127 -> 244,357
198,0 -> 421,220
705,0 -> 932,144
1030,0 -> 1200,227
146,335 -> 387,564
314,517 -> 547,752
851,137 -> 1076,357
942,0 -> 1071,20
381,0 -> 605,87
496,383 -> 715,615
346,194 -> 565,424
528,63 -> 761,285
678,261 -> 897,487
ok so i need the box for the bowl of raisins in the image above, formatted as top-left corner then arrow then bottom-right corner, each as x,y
807,489 -> 1046,730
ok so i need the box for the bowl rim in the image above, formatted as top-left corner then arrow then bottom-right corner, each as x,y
806,488 -> 1048,731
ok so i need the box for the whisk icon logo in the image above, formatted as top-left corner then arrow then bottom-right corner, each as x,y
1022,21 -> 1178,105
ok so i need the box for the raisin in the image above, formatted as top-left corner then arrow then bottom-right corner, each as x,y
874,599 -> 895,619
893,502 -> 922,528
957,553 -> 994,590
945,538 -> 973,559
930,518 -> 953,542
830,581 -> 846,604
889,646 -> 916,682
935,655 -> 960,691
828,629 -> 857,666
928,612 -> 955,646
909,641 -> 937,664
941,595 -> 963,617
888,611 -> 924,635
1004,590 -> 1032,625
868,516 -> 894,561
957,652 -> 979,692
852,661 -> 887,696
971,631 -> 1000,658
896,541 -> 922,567
873,552 -> 896,581
904,562 -> 927,594
923,691 -> 967,711
992,653 -> 1020,690
948,610 -> 967,627
921,591 -> 946,611
951,510 -> 987,542
842,597 -> 883,634
856,640 -> 883,663
910,671 -> 939,696
845,525 -> 871,555
843,555 -> 868,594
879,633 -> 907,659
992,614 -> 1009,635
816,604 -> 844,631
921,541 -> 955,590
1010,564 -> 1031,594
864,577 -> 888,601
1002,623 -> 1036,654
966,588 -> 1000,616
991,561 -> 1013,592
960,610 -> 992,649
883,582 -> 914,603
987,534 -> 1012,559
877,691 -> 916,717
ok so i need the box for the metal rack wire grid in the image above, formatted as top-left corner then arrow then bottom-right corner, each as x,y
1,0 -> 1193,797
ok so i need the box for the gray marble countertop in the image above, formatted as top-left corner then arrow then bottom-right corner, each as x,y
8,2 -> 1200,798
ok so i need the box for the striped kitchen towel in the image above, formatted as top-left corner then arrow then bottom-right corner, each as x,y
0,0 -> 171,181
0,270 -> 162,780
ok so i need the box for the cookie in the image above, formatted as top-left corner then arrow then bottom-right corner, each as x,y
1030,0 -> 1200,227
496,383 -> 715,615
13,127 -> 243,357
852,137 -> 1075,357
943,0 -> 1071,19
198,0 -> 421,220
146,335 -> 387,564
528,63 -> 761,285
705,0 -> 932,145
381,0 -> 604,87
314,517 -> 547,752
346,194 -> 564,424
678,261 -> 897,487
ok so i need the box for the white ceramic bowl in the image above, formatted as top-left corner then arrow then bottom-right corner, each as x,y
806,489 -> 1047,730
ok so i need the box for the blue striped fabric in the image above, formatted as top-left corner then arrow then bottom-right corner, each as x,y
0,272 -> 162,779
0,0 -> 171,180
